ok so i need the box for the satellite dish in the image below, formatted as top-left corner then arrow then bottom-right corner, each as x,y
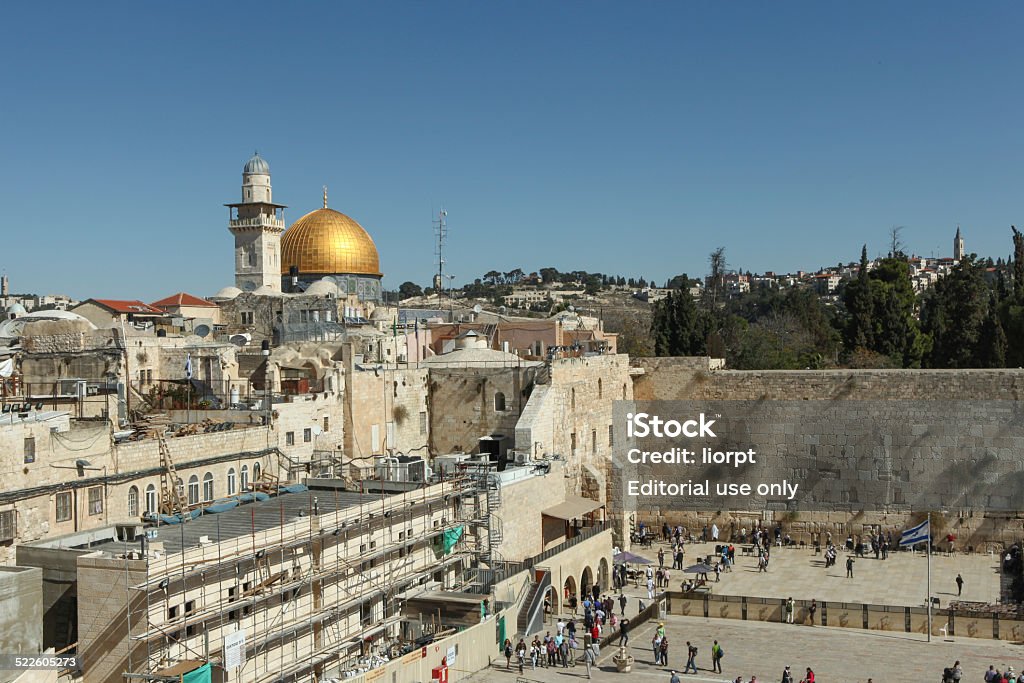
312,426 -> 323,436
229,334 -> 251,347
498,306 -> 507,315
473,304 -> 482,314
568,305 -> 575,312
194,324 -> 210,338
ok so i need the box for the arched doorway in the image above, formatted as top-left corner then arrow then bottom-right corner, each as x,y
598,558 -> 610,591
580,566 -> 594,598
563,575 -> 577,604
545,585 -> 559,617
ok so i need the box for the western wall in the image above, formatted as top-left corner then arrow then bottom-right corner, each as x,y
617,357 -> 1024,549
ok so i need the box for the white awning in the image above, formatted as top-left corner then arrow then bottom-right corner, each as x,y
542,496 -> 603,520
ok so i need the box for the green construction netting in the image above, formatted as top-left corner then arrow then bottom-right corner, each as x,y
441,525 -> 464,554
181,663 -> 212,683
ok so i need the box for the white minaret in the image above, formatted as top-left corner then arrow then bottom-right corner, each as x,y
953,225 -> 965,261
227,152 -> 286,292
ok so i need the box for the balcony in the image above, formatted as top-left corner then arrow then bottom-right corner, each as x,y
229,216 -> 285,230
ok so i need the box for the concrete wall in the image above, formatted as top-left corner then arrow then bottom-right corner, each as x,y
0,567 -> 43,683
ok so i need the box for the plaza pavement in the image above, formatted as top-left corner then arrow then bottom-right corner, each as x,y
617,540 -> 1002,608
467,614 -> 1024,683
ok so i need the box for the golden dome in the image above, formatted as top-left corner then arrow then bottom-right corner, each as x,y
280,207 -> 381,277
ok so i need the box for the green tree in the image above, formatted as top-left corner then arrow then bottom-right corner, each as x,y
979,292 -> 1007,368
920,256 -> 989,367
651,291 -> 712,356
397,281 -> 423,300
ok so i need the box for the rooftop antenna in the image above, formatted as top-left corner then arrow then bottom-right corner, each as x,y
433,208 -> 448,309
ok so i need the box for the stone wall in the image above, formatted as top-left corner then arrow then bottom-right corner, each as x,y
428,366 -> 535,456
76,555 -> 147,683
625,357 -> 1024,546
346,365 -> 429,463
633,357 -> 1024,402
0,566 -> 43,683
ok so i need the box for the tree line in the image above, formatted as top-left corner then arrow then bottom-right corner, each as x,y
650,229 -> 1024,369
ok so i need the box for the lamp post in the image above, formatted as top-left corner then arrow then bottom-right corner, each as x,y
261,340 -> 271,426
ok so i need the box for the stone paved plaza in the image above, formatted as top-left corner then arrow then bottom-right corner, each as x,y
617,540 -> 1002,608
468,614 -> 1024,683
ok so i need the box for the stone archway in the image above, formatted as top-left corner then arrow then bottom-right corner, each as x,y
563,575 -> 577,603
598,558 -> 610,591
580,566 -> 594,598
545,585 -> 559,617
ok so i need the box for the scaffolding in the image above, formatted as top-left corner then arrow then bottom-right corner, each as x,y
119,476 -> 485,682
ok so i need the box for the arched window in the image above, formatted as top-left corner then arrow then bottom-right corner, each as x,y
202,473 -> 214,502
187,475 -> 200,506
127,486 -> 139,517
493,392 -> 506,412
145,484 -> 157,515
240,465 -> 249,491
253,463 -> 261,483
227,468 -> 237,496
597,378 -> 602,399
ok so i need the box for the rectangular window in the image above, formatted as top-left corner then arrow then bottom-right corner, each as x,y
87,486 -> 103,516
23,437 -> 35,464
592,429 -> 597,453
55,492 -> 72,522
323,416 -> 330,432
570,432 -> 577,451
386,422 -> 395,449
286,431 -> 295,446
419,411 -> 427,435
608,424 -> 614,446
0,510 -> 15,542
303,428 -> 312,443
240,311 -> 255,325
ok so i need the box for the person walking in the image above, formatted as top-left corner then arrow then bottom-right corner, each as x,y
647,576 -> 656,599
684,641 -> 698,674
659,547 -> 665,567
584,642 -> 595,679
785,597 -> 795,624
782,665 -> 794,683
516,639 -> 526,674
670,671 -> 681,683
710,639 -> 723,673
659,636 -> 669,666
619,593 -> 628,616
956,573 -> 964,596
808,599 -> 817,626
846,556 -> 855,578
619,616 -> 630,646
503,638 -> 513,669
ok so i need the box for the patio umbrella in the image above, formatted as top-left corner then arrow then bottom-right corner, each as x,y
683,563 -> 714,574
613,551 -> 652,565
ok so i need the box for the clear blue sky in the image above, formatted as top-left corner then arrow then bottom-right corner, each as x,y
2,2 -> 1022,301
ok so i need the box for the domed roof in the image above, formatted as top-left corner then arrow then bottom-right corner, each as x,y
211,286 -> 242,301
253,284 -> 277,295
304,279 -> 340,297
6,303 -> 27,316
281,207 -> 381,277
243,152 -> 270,175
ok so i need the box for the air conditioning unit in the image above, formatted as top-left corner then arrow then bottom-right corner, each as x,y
513,451 -> 530,465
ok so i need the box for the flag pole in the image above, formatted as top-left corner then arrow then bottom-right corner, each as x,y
926,511 -> 932,642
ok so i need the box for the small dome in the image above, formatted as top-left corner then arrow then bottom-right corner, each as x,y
6,303 -> 27,317
244,152 -> 270,175
304,280 -> 340,297
211,286 -> 242,301
253,285 -> 277,296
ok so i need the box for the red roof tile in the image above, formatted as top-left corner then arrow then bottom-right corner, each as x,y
150,292 -> 217,309
88,299 -> 165,314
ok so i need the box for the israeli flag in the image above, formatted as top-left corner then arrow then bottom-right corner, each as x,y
184,353 -> 193,380
900,519 -> 930,546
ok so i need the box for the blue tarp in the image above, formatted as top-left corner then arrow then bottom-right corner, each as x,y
143,509 -> 202,525
203,499 -> 240,514
280,484 -> 308,494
